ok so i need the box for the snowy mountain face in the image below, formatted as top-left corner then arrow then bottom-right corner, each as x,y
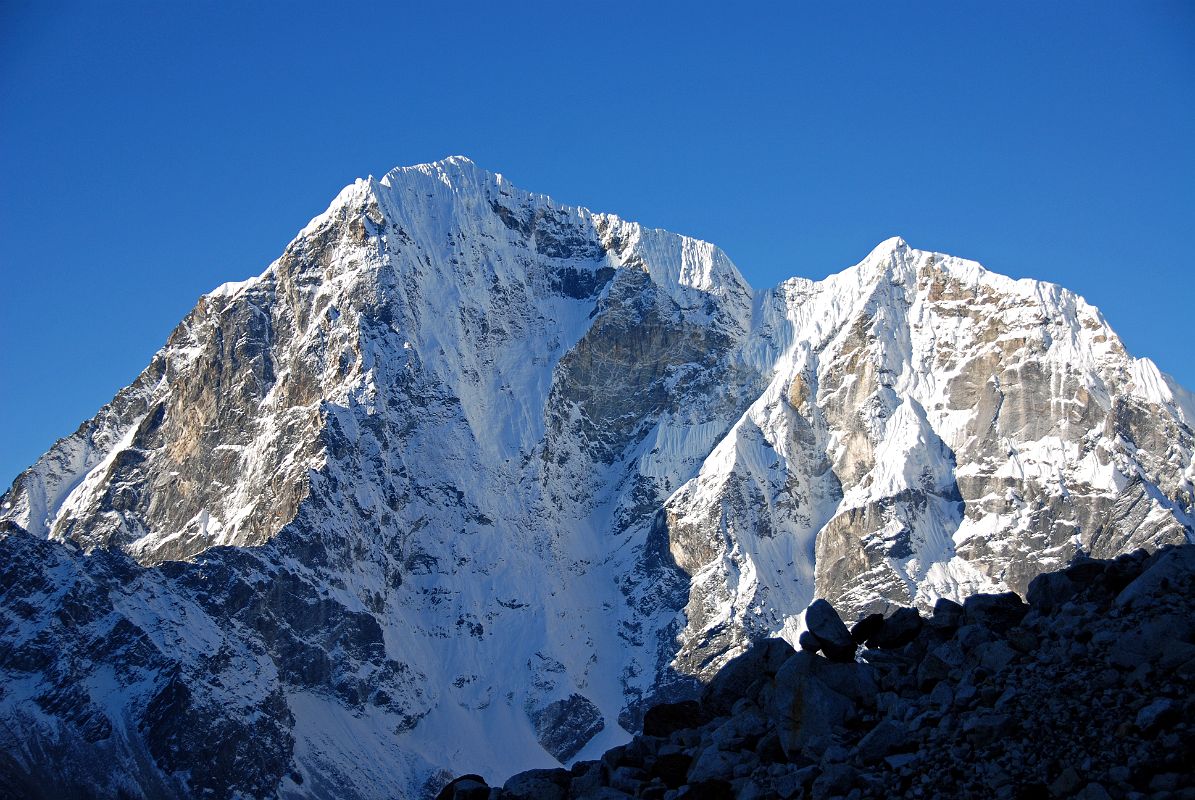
1,157 -> 1192,798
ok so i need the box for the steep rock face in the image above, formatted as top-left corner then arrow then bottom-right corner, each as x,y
664,243 -> 1194,675
1,157 -> 1193,797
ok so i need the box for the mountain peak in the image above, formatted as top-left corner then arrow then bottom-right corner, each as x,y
2,163 -> 1192,799
379,154 -> 493,191
870,234 -> 909,254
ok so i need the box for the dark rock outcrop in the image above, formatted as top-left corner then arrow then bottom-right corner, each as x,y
531,695 -> 606,763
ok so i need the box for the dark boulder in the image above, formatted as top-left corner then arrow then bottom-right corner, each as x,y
1026,571 -> 1077,613
850,613 -> 885,645
811,764 -> 858,800
929,598 -> 964,631
963,592 -> 1028,632
502,767 -> 571,800
1101,550 -> 1150,593
649,752 -> 693,788
1065,558 -> 1108,584
642,700 -> 712,738
865,607 -> 923,649
1115,546 -> 1195,609
676,779 -> 734,799
600,744 -> 637,774
805,600 -> 856,662
754,729 -> 785,764
855,718 -> 909,763
961,712 -> 1012,745
701,638 -> 795,714
436,775 -> 490,800
771,653 -> 858,758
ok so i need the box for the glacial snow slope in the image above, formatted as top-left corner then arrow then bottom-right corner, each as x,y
1,157 -> 1192,798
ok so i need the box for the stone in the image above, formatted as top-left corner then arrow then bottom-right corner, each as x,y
1026,571 -> 1078,613
771,655 -> 856,759
701,638 -> 795,714
1074,782 -> 1113,800
454,782 -> 491,800
956,623 -> 994,651
1158,639 -> 1195,671
994,686 -> 1021,711
773,766 -> 820,799
1004,626 -> 1038,654
650,753 -> 693,789
856,719 -> 909,763
607,766 -> 647,795
963,592 -> 1029,632
709,707 -> 767,750
643,701 -> 713,738
859,648 -> 917,684
1107,619 -> 1180,670
436,775 -> 490,800
1049,767 -> 1082,796
866,607 -> 923,650
884,753 -> 918,770
929,598 -> 965,631
676,779 -> 734,800
686,748 -> 738,783
799,630 -> 822,653
622,735 -> 660,765
1136,698 -> 1179,732
753,729 -> 785,764
568,761 -> 602,796
954,682 -> 978,706
811,659 -> 878,707
927,681 -> 954,709
962,713 -> 1012,746
1149,773 -> 1182,792
576,790 -> 634,800
502,768 -> 571,800
805,600 -> 856,662
732,779 -> 767,800
850,613 -> 885,645
810,764 -> 858,800
918,640 -> 964,688
974,641 -> 1017,674
1116,547 -> 1195,609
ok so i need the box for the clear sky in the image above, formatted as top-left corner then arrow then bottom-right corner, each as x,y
1,1 -> 1193,485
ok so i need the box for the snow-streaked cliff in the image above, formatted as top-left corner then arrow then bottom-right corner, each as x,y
2,157 -> 1192,798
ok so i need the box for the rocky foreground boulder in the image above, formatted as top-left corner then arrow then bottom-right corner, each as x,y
440,545 -> 1195,800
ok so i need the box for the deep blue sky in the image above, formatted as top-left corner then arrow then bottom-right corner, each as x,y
1,1 -> 1193,484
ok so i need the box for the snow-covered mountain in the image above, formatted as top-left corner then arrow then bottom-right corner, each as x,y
2,157 -> 1192,798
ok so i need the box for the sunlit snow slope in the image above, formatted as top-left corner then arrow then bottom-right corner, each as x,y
2,157 -> 1192,798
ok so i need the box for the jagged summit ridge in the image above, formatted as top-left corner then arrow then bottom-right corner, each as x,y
1,158 -> 1192,798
